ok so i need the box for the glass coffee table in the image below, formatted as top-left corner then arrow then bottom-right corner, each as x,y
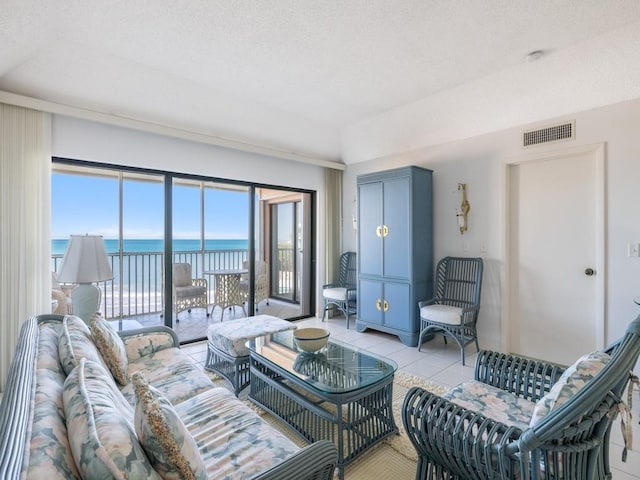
248,330 -> 398,479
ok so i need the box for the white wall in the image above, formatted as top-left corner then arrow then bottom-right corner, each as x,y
343,97 -> 640,353
51,115 -> 329,315
341,21 -> 640,165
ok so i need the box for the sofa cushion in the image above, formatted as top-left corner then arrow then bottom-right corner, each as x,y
58,315 -> 108,375
175,285 -> 206,299
122,347 -> 214,406
91,315 -> 129,385
172,263 -> 193,288
530,350 -> 611,427
442,380 -> 535,431
132,372 -> 207,480
176,388 -> 300,479
62,358 -> 161,480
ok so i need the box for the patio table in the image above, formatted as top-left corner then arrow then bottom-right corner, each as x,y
204,268 -> 247,319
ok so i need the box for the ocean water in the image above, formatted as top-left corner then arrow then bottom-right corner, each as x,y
52,238 -> 250,301
52,238 -> 248,255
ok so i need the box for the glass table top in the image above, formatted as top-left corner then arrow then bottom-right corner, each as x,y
249,330 -> 397,394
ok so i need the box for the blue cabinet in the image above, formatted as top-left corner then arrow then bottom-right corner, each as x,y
356,166 -> 433,346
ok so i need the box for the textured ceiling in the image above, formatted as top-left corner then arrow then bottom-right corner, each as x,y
2,0 -> 640,163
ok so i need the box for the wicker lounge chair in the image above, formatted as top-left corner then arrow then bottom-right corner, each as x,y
403,315 -> 640,480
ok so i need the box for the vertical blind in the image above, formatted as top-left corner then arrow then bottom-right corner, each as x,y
0,103 -> 51,391
324,167 -> 343,285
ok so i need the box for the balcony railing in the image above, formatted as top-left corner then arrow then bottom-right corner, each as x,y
52,247 -> 295,319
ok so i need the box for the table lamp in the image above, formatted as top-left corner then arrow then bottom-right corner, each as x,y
56,234 -> 113,323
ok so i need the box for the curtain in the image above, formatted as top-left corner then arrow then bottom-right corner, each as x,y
0,104 -> 51,391
324,167 -> 343,286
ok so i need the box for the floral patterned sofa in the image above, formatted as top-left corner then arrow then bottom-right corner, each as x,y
0,314 -> 337,479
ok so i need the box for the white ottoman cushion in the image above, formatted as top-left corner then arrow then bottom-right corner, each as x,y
207,315 -> 296,357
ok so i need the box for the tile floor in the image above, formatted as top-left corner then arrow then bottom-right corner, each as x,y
180,314 -> 640,480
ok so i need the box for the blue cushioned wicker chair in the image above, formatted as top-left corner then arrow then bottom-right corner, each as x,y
418,256 -> 483,365
321,252 -> 357,329
403,315 -> 640,480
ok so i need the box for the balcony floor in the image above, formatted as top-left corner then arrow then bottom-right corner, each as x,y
111,298 -> 302,343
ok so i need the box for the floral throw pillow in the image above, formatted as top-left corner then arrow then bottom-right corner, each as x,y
530,350 -> 611,427
132,372 -> 207,480
91,315 -> 129,385
63,359 -> 161,480
58,314 -> 108,375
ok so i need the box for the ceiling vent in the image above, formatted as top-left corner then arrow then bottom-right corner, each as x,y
523,121 -> 575,148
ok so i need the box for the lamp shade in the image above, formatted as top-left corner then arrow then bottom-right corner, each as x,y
57,235 -> 113,284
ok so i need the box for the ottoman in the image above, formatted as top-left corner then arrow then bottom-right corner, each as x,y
205,315 -> 297,395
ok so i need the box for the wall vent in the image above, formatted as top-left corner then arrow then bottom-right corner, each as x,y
523,121 -> 575,148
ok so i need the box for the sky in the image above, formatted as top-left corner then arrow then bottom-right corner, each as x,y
52,173 -> 250,239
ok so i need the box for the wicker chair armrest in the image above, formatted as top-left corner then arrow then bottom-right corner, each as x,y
461,303 -> 480,313
402,386 -> 523,478
60,284 -> 76,296
51,288 -> 67,303
418,298 -> 436,308
322,282 -> 341,289
431,298 -> 477,309
252,440 -> 337,480
192,277 -> 207,288
474,350 -> 565,401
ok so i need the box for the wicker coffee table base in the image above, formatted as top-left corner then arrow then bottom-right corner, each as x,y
248,355 -> 398,480
204,342 -> 250,396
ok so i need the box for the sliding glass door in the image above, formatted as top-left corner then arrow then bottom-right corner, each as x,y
266,190 -> 313,318
52,165 -> 165,330
121,172 -> 165,324
52,159 -> 315,343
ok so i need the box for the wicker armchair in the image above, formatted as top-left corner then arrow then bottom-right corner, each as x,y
321,252 -> 357,328
240,260 -> 269,311
51,271 -> 74,314
172,262 -> 209,321
402,316 -> 640,480
418,256 -> 484,365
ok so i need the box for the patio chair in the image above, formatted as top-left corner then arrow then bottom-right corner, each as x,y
240,260 -> 270,311
403,315 -> 640,480
51,271 -> 73,314
417,256 -> 483,365
172,262 -> 209,321
321,251 -> 357,328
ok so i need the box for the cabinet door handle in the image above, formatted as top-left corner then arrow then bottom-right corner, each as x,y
382,225 -> 389,237
375,226 -> 383,237
376,299 -> 382,311
383,300 -> 389,312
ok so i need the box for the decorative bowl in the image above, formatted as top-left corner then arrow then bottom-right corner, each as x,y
293,328 -> 330,352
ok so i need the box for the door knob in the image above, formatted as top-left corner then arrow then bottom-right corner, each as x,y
584,268 -> 595,276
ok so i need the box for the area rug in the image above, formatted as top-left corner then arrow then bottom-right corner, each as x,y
206,370 -> 448,479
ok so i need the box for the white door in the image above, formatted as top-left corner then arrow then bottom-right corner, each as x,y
508,145 -> 604,365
